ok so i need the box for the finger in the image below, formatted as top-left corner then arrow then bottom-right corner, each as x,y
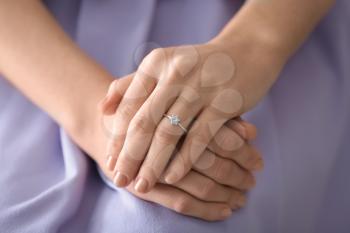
105,70 -> 157,171
209,124 -> 244,157
212,140 -> 263,171
164,108 -> 228,184
226,118 -> 257,140
208,125 -> 263,171
134,89 -> 202,193
99,80 -> 121,115
99,75 -> 134,115
113,48 -> 190,186
105,126 -> 125,171
116,47 -> 200,186
194,149 -> 256,190
159,170 -> 246,209
128,182 -> 233,221
113,83 -> 181,187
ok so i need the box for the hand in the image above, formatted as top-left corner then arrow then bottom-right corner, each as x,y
105,36 -> 279,192
125,118 -> 259,221
100,105 -> 260,220
101,77 -> 263,193
97,77 -> 262,221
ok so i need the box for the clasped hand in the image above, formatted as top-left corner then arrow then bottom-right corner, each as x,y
99,38 -> 281,219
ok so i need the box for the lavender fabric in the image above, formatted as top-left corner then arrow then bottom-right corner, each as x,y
0,0 -> 349,232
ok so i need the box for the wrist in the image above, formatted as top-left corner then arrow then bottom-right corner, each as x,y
63,76 -> 113,145
211,25 -> 289,67
207,14 -> 290,112
210,4 -> 297,64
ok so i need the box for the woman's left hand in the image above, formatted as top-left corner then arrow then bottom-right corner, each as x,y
110,35 -> 285,191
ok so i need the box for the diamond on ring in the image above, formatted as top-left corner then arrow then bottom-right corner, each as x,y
164,114 -> 187,133
169,115 -> 181,125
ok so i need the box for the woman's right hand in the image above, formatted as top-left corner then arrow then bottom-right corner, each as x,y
124,119 -> 261,221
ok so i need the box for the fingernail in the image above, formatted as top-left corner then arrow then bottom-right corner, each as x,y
232,121 -> 246,139
113,171 -> 128,187
221,208 -> 232,218
252,159 -> 264,171
164,172 -> 178,184
237,195 -> 246,208
134,177 -> 149,193
106,155 -> 114,170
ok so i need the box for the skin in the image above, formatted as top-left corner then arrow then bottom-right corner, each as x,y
106,0 -> 335,194
0,0 -> 262,221
0,0 -> 335,223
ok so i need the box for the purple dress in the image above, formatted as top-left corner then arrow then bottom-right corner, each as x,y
0,0 -> 349,232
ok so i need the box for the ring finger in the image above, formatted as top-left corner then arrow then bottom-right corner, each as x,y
134,89 -> 202,193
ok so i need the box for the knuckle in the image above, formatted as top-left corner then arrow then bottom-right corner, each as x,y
154,122 -> 180,144
218,131 -> 243,152
171,55 -> 193,77
194,150 -> 216,171
130,114 -> 152,133
139,48 -> 166,78
200,179 -> 216,199
149,48 -> 165,61
142,49 -> 163,66
173,197 -> 191,214
171,46 -> 200,77
215,160 -> 233,182
167,69 -> 179,83
172,55 -> 185,68
118,104 -> 135,120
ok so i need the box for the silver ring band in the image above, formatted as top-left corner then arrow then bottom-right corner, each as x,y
164,114 -> 187,133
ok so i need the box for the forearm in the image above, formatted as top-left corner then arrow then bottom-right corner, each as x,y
207,0 -> 334,111
0,0 -> 113,134
215,0 -> 335,60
